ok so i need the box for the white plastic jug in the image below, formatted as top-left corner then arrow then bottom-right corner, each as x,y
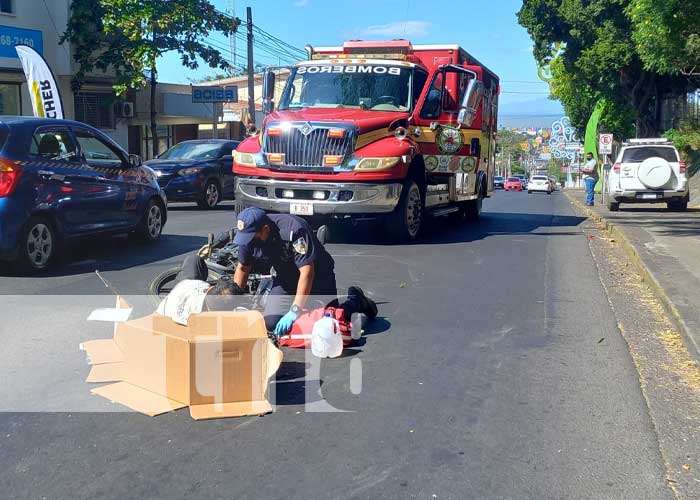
311,312 -> 343,358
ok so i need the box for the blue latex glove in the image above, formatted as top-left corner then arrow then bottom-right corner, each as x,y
274,310 -> 298,337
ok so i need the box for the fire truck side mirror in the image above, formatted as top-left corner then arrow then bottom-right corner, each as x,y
262,70 -> 276,114
458,79 -> 484,127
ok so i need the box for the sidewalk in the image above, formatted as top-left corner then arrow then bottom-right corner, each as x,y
566,188 -> 700,363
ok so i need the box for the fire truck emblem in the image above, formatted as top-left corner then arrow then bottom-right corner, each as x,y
436,126 -> 463,155
300,122 -> 313,136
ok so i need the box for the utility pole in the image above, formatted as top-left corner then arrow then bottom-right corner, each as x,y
246,6 -> 255,129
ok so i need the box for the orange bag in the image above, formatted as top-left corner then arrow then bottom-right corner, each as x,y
278,307 -> 354,348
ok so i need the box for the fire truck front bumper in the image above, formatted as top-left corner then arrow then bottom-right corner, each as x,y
235,178 -> 403,214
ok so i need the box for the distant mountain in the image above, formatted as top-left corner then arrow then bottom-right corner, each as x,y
498,97 -> 565,129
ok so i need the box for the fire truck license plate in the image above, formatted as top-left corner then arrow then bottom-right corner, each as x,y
290,202 -> 314,216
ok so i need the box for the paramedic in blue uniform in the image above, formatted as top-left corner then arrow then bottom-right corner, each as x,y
232,207 -> 338,336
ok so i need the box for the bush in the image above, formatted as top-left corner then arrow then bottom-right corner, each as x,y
664,124 -> 700,175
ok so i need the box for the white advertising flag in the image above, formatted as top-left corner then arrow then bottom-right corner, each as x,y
15,44 -> 64,119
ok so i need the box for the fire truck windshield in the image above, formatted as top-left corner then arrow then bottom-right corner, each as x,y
279,64 -> 412,112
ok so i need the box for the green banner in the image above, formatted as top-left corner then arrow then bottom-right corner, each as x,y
584,100 -> 605,192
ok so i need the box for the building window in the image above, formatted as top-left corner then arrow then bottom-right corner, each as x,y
0,0 -> 12,14
0,83 -> 20,114
141,124 -> 174,159
74,92 -> 115,129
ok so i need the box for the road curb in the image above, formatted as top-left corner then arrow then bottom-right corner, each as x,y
564,190 -> 700,365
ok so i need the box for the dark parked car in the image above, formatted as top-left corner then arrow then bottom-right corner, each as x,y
0,117 -> 167,271
494,175 -> 505,189
145,139 -> 239,209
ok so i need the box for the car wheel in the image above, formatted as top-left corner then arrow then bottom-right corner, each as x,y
138,199 -> 164,242
528,190 -> 532,194
667,200 -> 688,212
608,201 -> 620,211
385,180 -> 423,242
20,216 -> 57,272
197,180 -> 221,209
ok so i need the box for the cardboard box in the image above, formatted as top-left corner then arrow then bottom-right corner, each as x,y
81,300 -> 282,420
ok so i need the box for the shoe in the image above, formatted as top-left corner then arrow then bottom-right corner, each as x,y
346,286 -> 378,320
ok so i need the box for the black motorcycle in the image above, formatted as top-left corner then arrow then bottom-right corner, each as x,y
149,230 -> 273,309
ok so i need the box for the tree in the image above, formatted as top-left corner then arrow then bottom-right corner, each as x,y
496,129 -> 527,176
63,0 -> 239,157
629,0 -> 700,76
188,73 -> 231,84
518,0 -> 688,139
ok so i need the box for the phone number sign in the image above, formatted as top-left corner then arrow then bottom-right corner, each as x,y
0,25 -> 43,58
192,86 -> 238,103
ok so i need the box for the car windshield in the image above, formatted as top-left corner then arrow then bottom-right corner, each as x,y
508,177 -> 520,182
532,176 -> 547,181
159,143 -> 222,160
494,176 -> 504,181
622,146 -> 678,163
279,64 -> 412,112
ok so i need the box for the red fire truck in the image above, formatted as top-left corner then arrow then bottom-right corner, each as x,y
233,40 -> 499,241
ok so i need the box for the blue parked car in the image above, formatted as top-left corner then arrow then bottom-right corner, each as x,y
0,117 -> 167,271
145,139 -> 239,209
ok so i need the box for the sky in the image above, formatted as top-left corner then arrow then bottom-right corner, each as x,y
158,0 -> 563,118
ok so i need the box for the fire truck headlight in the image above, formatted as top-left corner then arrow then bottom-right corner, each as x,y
233,151 -> 257,167
354,157 -> 402,171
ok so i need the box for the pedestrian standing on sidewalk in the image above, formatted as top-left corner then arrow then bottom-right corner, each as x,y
582,152 -> 598,206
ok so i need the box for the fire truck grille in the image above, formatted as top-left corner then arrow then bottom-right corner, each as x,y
264,125 -> 355,169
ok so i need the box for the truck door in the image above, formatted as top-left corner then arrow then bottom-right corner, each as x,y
414,67 -> 477,199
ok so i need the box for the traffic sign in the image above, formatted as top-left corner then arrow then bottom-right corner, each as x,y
599,133 -> 613,155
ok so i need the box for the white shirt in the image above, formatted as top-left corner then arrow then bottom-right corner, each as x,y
156,279 -> 211,325
582,158 -> 597,179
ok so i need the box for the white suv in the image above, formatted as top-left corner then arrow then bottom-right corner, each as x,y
528,175 -> 553,194
607,139 -> 688,211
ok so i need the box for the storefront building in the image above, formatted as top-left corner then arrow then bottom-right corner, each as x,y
0,0 -> 130,146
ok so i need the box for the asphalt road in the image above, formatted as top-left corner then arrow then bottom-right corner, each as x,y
0,190 -> 674,500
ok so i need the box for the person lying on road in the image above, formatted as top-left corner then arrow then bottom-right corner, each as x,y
156,269 -> 244,325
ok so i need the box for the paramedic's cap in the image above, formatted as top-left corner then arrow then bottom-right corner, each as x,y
233,207 -> 270,245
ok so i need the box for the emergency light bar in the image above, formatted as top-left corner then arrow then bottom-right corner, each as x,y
624,138 -> 670,146
311,53 -> 408,61
310,40 -> 413,61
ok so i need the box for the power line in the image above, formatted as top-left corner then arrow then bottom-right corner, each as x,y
215,8 -> 307,61
501,80 -> 549,84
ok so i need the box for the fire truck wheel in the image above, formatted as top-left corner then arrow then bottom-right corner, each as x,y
385,180 -> 423,242
464,194 -> 483,222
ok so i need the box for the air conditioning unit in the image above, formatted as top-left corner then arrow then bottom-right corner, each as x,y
118,101 -> 135,118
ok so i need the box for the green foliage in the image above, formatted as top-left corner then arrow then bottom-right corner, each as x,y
511,163 -> 527,175
496,129 -> 526,160
518,0 -> 688,139
664,124 -> 700,169
628,0 -> 700,76
63,0 -> 239,95
547,159 -> 565,182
